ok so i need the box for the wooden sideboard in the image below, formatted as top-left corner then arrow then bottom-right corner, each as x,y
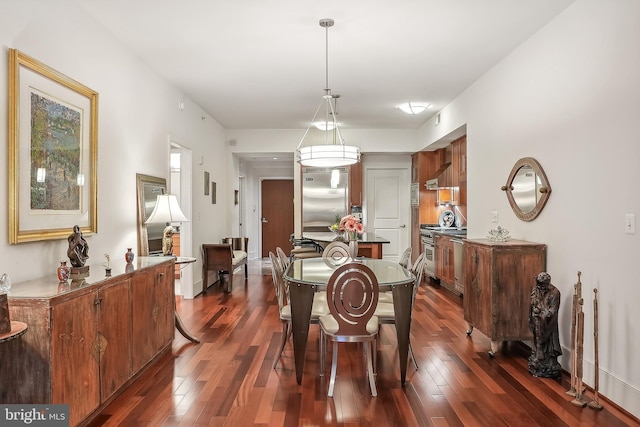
463,238 -> 546,356
0,257 -> 175,426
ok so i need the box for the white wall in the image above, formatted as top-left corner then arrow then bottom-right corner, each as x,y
417,0 -> 640,417
0,3 -> 228,294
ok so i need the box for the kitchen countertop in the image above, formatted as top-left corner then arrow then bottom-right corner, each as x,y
302,231 -> 390,244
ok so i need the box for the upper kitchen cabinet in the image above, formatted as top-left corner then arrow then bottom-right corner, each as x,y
349,155 -> 363,208
451,136 -> 466,188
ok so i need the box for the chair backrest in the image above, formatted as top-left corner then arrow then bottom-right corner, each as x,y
326,262 -> 379,336
269,251 -> 288,309
399,247 -> 412,270
202,244 -> 233,266
275,247 -> 290,270
322,242 -> 351,266
410,252 -> 426,300
222,237 -> 248,252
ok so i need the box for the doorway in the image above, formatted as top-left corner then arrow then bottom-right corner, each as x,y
365,168 -> 410,263
169,138 -> 194,298
261,179 -> 294,257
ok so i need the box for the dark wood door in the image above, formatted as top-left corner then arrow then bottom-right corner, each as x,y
261,179 -> 294,257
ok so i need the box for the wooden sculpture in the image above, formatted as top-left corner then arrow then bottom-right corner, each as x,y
567,271 -> 581,397
528,272 -> 562,378
588,288 -> 604,410
571,293 -> 587,407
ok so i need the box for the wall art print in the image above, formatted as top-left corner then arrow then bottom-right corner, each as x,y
8,49 -> 98,243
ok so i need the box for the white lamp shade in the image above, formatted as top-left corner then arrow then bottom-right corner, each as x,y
297,144 -> 360,167
145,194 -> 189,224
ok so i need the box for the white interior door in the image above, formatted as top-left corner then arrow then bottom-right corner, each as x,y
365,168 -> 410,262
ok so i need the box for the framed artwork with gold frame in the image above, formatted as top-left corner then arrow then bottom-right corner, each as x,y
8,49 -> 98,243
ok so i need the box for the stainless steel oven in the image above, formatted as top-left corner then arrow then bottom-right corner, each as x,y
420,227 -> 436,279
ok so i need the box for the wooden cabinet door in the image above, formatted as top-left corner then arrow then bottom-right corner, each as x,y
132,269 -> 157,372
155,262 -> 175,349
349,158 -> 363,207
435,235 -> 454,285
51,292 -> 100,426
99,278 -> 132,401
463,243 -> 492,334
132,265 -> 174,372
492,248 -> 541,341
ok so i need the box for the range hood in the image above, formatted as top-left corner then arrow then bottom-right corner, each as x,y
425,162 -> 452,190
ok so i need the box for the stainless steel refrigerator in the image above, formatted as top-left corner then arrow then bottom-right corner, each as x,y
302,168 -> 348,232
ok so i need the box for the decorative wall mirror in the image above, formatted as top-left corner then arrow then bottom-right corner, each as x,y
501,157 -> 551,221
136,174 -> 167,256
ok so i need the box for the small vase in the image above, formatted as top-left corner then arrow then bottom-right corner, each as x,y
57,261 -> 70,283
125,248 -> 135,264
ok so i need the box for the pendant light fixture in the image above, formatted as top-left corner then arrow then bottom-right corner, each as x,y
296,18 -> 360,168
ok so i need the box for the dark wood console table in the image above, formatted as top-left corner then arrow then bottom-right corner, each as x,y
0,257 -> 175,426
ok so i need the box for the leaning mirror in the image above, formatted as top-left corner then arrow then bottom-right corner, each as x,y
136,174 -> 167,256
501,157 -> 551,221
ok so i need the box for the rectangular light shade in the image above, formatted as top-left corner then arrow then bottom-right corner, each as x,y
145,194 -> 189,224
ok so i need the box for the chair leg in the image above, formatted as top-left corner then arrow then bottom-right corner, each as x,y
202,269 -> 208,294
273,322 -> 290,369
328,341 -> 339,397
319,330 -> 325,376
225,269 -> 232,293
366,341 -> 377,397
244,263 -> 248,278
409,341 -> 419,370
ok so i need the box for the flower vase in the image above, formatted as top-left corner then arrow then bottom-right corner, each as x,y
346,232 -> 359,259
125,248 -> 135,264
57,261 -> 70,283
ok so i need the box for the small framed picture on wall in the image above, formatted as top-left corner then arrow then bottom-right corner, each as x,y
204,171 -> 210,195
211,182 -> 216,204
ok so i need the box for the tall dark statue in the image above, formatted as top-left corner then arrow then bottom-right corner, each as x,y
67,225 -> 89,267
528,272 -> 562,378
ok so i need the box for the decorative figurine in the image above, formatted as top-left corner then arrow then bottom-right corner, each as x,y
162,225 -> 174,256
67,225 -> 89,267
528,272 -> 562,379
103,254 -> 112,276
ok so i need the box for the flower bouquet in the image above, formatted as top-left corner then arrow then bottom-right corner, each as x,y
339,214 -> 364,240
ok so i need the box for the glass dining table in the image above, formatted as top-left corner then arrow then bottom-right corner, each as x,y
283,257 -> 416,385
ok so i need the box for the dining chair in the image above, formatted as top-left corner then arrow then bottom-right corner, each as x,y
321,241 -> 351,266
379,246 -> 412,304
374,252 -> 426,371
275,246 -> 290,270
319,262 -> 380,397
270,252 -> 329,369
399,246 -> 412,270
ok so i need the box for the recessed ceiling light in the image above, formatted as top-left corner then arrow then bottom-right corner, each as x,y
396,102 -> 430,115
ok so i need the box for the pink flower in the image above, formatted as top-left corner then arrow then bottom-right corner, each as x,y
339,214 -> 364,234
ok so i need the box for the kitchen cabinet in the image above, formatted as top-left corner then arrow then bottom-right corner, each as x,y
349,156 -> 363,208
463,239 -> 546,355
0,257 -> 174,426
435,234 -> 454,287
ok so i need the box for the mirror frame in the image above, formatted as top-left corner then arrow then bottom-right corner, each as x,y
501,157 -> 551,222
136,173 -> 167,256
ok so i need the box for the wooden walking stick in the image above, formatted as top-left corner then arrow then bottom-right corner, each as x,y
571,297 -> 587,407
588,288 -> 604,410
567,271 -> 581,396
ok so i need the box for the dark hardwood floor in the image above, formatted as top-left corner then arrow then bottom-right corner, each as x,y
89,259 -> 638,427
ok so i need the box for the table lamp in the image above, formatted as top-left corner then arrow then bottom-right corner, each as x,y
145,194 -> 189,256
